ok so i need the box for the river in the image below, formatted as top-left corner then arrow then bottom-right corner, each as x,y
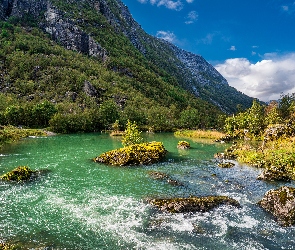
0,133 -> 295,249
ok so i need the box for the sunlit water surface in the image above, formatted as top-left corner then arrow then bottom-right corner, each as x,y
0,133 -> 295,249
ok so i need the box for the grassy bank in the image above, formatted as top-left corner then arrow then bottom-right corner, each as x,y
226,137 -> 295,180
174,129 -> 226,140
0,126 -> 47,148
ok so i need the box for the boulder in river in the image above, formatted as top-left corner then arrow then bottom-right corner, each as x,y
258,186 -> 295,226
257,167 -> 291,181
94,141 -> 167,166
0,166 -> 35,182
149,196 -> 240,213
177,141 -> 190,149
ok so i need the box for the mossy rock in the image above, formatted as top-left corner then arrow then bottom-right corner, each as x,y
0,166 -> 35,182
257,167 -> 291,181
177,141 -> 190,149
0,242 -> 18,250
258,186 -> 295,226
94,141 -> 167,166
218,161 -> 235,168
149,196 -> 240,213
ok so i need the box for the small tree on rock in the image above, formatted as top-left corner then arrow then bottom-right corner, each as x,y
122,120 -> 143,147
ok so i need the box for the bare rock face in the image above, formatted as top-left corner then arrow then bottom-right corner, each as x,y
258,186 -> 295,226
44,3 -> 108,61
0,0 -> 108,61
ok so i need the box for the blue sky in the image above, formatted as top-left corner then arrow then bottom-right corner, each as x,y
121,0 -> 295,101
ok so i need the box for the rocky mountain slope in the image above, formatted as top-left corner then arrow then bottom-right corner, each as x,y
0,0 -> 253,114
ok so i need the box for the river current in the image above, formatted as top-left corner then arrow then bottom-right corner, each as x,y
0,133 -> 295,249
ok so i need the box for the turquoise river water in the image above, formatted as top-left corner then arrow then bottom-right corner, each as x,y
0,133 -> 295,249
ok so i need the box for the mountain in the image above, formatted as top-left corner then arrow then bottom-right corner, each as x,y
0,0 -> 254,132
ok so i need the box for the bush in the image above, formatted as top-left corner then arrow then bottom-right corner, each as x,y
121,120 -> 144,147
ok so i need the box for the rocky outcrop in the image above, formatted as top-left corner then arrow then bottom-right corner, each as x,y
0,0 -> 107,61
93,142 -> 167,166
257,167 -> 291,182
177,141 -> 191,149
0,166 -> 35,182
44,3 -> 107,61
149,196 -> 240,213
258,186 -> 295,226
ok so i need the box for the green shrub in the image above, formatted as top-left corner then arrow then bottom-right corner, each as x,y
121,120 -> 144,147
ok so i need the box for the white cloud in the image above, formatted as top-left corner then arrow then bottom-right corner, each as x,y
156,30 -> 176,42
215,53 -> 295,101
186,0 -> 194,3
282,5 -> 289,11
281,2 -> 295,14
139,0 -> 183,10
228,46 -> 237,51
185,11 -> 198,24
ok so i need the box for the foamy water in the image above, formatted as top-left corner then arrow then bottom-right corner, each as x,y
0,133 -> 295,249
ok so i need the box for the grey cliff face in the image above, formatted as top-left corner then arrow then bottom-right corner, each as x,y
43,3 -> 107,61
0,0 -> 107,61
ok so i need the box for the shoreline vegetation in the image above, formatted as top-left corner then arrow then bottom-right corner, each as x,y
174,129 -> 226,140
0,125 -> 49,149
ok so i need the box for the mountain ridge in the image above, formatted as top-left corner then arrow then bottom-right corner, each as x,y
0,0 -> 255,133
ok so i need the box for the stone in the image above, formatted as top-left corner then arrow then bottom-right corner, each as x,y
0,166 -> 35,182
148,171 -> 183,186
258,186 -> 295,226
218,161 -> 235,168
177,141 -> 190,149
93,142 -> 167,166
257,167 -> 291,182
149,196 -> 240,213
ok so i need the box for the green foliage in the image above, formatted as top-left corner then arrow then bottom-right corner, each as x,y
0,18 -> 225,132
0,126 -> 46,147
94,141 -> 167,166
121,120 -> 144,147
224,99 -> 265,139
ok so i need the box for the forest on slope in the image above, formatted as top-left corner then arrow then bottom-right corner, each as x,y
0,0 -> 254,133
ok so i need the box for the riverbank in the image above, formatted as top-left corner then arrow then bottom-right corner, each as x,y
0,126 -> 50,148
174,129 -> 225,140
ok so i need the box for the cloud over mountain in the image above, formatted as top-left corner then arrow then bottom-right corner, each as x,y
138,0 -> 183,10
156,30 -> 176,42
215,53 -> 295,101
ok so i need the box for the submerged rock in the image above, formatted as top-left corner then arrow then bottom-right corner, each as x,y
149,196 -> 240,213
0,166 -> 36,182
94,141 -> 167,166
177,141 -> 190,149
218,161 -> 235,168
258,186 -> 295,226
148,171 -> 183,186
